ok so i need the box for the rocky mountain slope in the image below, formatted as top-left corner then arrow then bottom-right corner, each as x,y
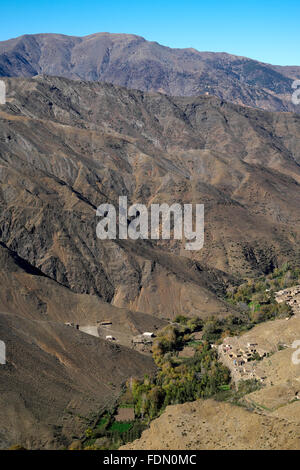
0,311 -> 155,449
0,75 -> 300,304
0,242 -> 160,449
0,33 -> 300,112
1,75 -> 300,448
0,241 -> 166,331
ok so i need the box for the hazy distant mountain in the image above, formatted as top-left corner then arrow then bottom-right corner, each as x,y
0,32 -> 299,112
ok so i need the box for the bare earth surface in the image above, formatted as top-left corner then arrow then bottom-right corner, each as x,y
121,399 -> 300,450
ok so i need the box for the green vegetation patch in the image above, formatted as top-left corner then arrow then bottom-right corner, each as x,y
109,421 -> 133,433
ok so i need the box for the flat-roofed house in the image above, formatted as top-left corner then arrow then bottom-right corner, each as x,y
143,332 -> 155,338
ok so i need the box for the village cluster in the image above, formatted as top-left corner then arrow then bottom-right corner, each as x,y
64,285 -> 300,384
219,285 -> 300,384
218,340 -> 268,384
275,285 -> 300,315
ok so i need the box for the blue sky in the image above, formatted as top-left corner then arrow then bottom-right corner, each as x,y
1,0 -> 299,65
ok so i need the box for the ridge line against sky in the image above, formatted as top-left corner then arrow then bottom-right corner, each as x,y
1,31 -> 296,69
1,0 -> 300,66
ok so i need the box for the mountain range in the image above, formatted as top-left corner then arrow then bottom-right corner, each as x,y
0,32 -> 300,112
0,33 -> 300,448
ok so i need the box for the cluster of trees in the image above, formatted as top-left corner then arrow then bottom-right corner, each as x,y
174,315 -> 204,331
226,263 -> 296,324
172,264 -> 299,347
151,324 -> 184,362
150,320 -> 203,363
82,318 -> 231,447
130,341 -> 230,421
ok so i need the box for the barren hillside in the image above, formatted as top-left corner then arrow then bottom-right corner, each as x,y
0,312 -> 155,449
121,398 -> 300,450
0,33 -> 300,112
0,236 -> 161,449
0,75 -> 299,316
